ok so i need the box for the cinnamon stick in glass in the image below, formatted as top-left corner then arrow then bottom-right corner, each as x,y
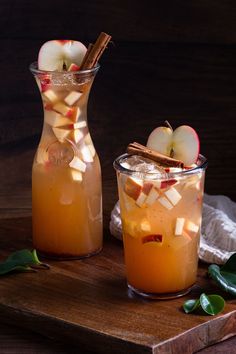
127,142 -> 184,168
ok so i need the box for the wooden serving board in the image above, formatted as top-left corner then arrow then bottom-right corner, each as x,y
1,215 -> 236,354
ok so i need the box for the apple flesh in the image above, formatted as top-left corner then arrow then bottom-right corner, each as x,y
38,40 -> 87,71
147,125 -> 200,166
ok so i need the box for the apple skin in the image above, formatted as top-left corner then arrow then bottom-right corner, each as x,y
147,125 -> 200,166
38,40 -> 87,71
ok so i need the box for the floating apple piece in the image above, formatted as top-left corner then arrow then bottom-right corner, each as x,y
64,91 -> 82,106
147,124 -> 200,166
38,40 -> 87,71
68,63 -> 80,71
142,234 -> 163,244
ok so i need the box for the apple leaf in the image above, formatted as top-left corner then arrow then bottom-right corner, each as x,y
183,298 -> 200,313
0,249 -> 50,275
183,293 -> 225,316
199,293 -> 225,315
208,253 -> 236,296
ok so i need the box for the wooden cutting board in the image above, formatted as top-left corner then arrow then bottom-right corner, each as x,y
0,215 -> 236,354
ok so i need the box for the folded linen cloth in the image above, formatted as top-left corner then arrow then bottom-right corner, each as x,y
110,194 -> 236,265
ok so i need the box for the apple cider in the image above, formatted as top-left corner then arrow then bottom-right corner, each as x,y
30,63 -> 102,259
114,154 -> 207,299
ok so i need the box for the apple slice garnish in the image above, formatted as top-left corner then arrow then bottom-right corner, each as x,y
147,124 -> 200,166
38,40 -> 87,71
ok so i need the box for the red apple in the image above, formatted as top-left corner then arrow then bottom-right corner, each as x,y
147,125 -> 200,166
38,40 -> 87,71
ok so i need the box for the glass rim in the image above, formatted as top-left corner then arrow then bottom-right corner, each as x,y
29,61 -> 100,76
113,153 -> 208,178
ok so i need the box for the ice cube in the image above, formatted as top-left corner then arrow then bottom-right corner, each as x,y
124,155 -> 167,178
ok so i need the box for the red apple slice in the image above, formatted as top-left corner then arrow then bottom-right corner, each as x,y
38,40 -> 87,71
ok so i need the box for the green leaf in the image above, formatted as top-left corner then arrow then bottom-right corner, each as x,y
200,293 -> 225,315
208,253 -> 236,296
183,293 -> 225,316
183,298 -> 200,313
0,249 -> 49,275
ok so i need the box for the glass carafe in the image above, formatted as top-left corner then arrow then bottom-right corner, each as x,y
30,63 -> 102,259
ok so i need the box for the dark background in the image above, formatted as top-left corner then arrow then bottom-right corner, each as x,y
1,0 -> 236,204
0,1 -> 236,353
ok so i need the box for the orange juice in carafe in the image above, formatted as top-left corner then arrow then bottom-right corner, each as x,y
30,63 -> 102,259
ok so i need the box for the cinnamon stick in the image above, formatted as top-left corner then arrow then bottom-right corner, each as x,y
79,43 -> 94,69
127,142 -> 184,168
80,32 -> 112,70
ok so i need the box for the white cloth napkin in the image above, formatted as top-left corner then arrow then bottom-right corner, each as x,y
110,194 -> 236,265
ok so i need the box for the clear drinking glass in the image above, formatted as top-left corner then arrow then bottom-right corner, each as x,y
30,63 -> 102,259
114,154 -> 207,299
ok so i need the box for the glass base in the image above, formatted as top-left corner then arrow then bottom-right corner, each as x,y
128,283 -> 194,300
36,246 -> 102,261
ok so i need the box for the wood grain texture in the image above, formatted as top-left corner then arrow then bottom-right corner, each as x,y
0,221 -> 236,354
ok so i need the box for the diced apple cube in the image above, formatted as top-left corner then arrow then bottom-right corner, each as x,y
175,218 -> 185,236
68,63 -> 80,71
53,102 -> 74,118
152,180 -> 161,189
69,156 -> 86,172
45,111 -> 72,127
81,146 -> 94,163
140,220 -> 151,233
64,91 -> 82,106
43,90 -> 58,103
142,234 -> 163,244
71,169 -> 83,182
142,182 -> 153,195
160,179 -> 178,189
145,187 -> 159,206
52,127 -> 70,142
158,197 -> 173,210
72,121 -> 87,129
186,221 -> 199,234
73,107 -> 82,122
124,177 -> 143,200
70,129 -> 83,144
165,187 -> 182,206
136,192 -> 147,207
